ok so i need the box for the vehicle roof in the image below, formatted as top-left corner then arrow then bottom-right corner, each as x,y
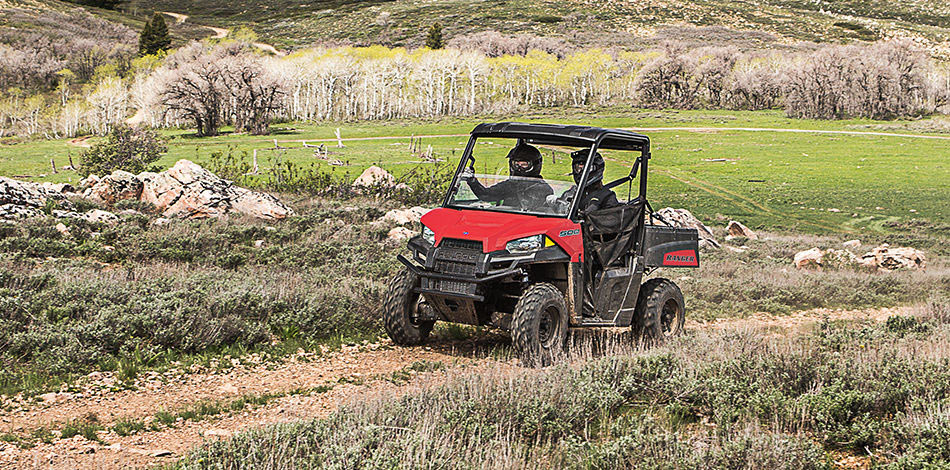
471,122 -> 649,151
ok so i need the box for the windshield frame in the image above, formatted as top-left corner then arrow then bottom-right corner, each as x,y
442,135 -> 589,219
442,129 -> 651,220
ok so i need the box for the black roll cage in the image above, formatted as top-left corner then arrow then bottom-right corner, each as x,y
443,122 -> 652,222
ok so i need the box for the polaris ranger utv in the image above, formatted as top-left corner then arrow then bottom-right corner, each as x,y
383,123 -> 700,365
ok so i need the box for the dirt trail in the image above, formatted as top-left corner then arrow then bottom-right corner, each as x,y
65,136 -> 92,148
0,306 -> 912,469
158,11 -> 285,56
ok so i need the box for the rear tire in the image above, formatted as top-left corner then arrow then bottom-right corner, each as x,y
634,278 -> 685,342
511,283 -> 568,367
383,268 -> 434,346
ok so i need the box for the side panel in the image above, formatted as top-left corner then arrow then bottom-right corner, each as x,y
593,264 -> 643,327
643,226 -> 700,268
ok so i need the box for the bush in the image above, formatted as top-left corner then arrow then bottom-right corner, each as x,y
79,124 -> 167,177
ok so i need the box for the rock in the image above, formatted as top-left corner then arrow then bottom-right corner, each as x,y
653,207 -> 719,249
78,175 -> 100,191
353,165 -> 396,188
150,449 -> 173,457
861,244 -> 926,271
152,217 -> 171,226
118,209 -> 141,216
382,206 -> 430,225
0,176 -> 72,210
387,227 -> 415,241
87,170 -> 143,204
219,383 -> 239,394
843,239 -> 861,249
80,209 -> 119,225
141,160 -> 293,220
38,392 -> 72,404
229,186 -> 294,220
0,203 -> 42,221
202,429 -> 232,438
725,245 -> 747,253
794,247 -> 824,270
253,239 -> 265,248
55,223 -> 71,237
726,220 -> 757,240
823,249 -> 860,269
827,208 -> 841,213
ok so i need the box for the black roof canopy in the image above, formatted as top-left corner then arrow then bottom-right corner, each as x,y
471,122 -> 650,152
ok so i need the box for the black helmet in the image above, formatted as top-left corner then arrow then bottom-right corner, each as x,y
570,148 -> 605,186
507,142 -> 543,178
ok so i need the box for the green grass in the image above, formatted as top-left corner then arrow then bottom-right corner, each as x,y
4,109 -> 948,237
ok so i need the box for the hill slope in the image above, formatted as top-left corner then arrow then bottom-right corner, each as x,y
117,0 -> 950,55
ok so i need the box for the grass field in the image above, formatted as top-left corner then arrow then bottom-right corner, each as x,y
3,109 -> 948,238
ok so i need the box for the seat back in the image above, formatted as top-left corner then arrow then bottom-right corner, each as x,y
583,198 -> 644,267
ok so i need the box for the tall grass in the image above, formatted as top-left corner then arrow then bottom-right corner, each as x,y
0,199 -> 946,396
177,303 -> 950,469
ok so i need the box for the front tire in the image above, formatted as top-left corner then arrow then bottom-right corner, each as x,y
511,283 -> 568,367
383,268 -> 434,346
634,278 -> 685,342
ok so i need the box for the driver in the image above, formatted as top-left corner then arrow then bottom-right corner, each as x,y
548,149 -> 619,214
463,141 -> 553,210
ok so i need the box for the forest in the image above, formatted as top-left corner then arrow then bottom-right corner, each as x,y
0,9 -> 947,140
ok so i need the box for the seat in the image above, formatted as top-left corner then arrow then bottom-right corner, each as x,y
583,198 -> 644,268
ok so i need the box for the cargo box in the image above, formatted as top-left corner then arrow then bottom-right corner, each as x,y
643,225 -> 700,268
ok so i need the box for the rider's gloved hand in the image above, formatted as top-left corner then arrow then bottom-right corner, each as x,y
460,167 -> 474,180
545,194 -> 559,205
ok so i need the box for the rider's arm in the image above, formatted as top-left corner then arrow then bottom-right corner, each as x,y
466,178 -> 503,202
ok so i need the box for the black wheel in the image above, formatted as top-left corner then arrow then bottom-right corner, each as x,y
634,278 -> 685,342
511,283 -> 568,367
383,268 -> 435,346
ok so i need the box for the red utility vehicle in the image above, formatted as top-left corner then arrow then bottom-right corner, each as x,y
383,123 -> 700,365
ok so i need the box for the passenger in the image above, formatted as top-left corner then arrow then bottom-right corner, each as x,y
463,141 -> 553,210
549,149 -> 619,214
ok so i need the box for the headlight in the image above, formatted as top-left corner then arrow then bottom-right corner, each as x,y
422,226 -> 435,245
506,235 -> 543,253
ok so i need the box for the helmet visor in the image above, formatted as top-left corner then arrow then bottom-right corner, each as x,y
511,160 -> 534,172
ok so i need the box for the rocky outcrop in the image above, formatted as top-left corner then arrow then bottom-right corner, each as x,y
139,160 -> 293,220
794,247 -> 824,270
1,160 -> 292,224
726,220 -> 757,240
794,244 -> 926,272
860,244 -> 926,271
0,176 -> 73,210
85,170 -> 143,204
652,207 -> 719,249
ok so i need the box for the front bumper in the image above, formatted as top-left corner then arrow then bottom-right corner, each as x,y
401,235 -> 569,301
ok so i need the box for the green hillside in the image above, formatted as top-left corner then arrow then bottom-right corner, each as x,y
117,0 -> 950,54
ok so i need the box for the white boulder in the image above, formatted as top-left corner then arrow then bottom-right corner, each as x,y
653,207 -> 719,249
353,165 -> 396,188
726,220 -> 758,240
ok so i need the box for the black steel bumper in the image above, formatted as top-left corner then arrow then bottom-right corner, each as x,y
397,254 -> 522,301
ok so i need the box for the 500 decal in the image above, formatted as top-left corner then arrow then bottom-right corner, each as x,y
559,229 -> 580,237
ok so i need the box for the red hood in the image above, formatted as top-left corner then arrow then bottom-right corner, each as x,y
421,207 -> 583,260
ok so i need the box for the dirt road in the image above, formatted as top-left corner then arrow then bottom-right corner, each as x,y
158,11 -> 284,56
0,306 -> 911,469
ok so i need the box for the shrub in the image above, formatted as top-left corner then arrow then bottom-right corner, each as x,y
79,124 -> 166,177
